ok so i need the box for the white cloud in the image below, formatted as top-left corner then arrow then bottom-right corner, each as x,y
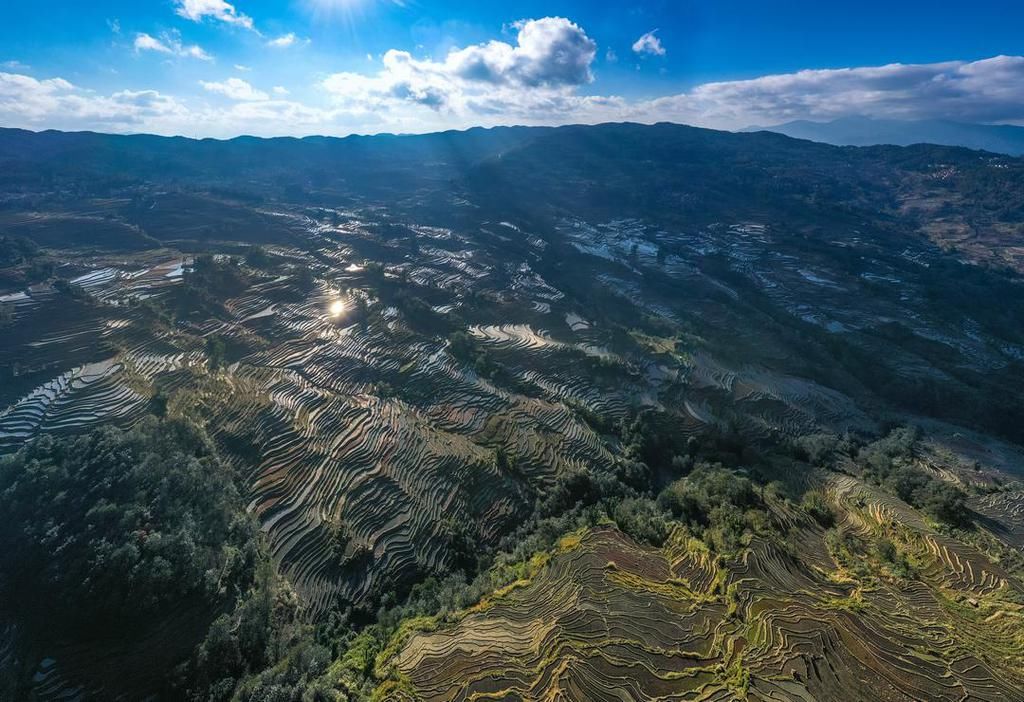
134,32 -> 212,61
640,55 -> 1024,128
0,70 -> 362,137
175,0 -> 254,30
318,52 -> 1024,134
0,71 -> 188,129
200,77 -> 269,101
0,72 -> 72,120
272,86 -> 289,96
632,30 -> 665,57
322,17 -> 596,113
267,33 -> 299,48
454,17 -> 596,87
134,33 -> 169,53
234,64 -> 252,72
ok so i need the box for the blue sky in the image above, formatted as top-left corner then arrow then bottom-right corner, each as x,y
2,0 -> 1023,137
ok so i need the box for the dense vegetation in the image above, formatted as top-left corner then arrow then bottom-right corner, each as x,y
857,427 -> 971,526
0,419 -> 270,698
173,255 -> 251,320
0,235 -> 39,267
0,419 -> 257,625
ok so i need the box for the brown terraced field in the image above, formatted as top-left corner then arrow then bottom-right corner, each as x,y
383,480 -> 1024,702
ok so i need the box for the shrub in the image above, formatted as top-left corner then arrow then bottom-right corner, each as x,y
792,433 -> 840,465
612,498 -> 671,547
857,427 -> 970,526
246,246 -> 273,269
800,490 -> 835,528
656,464 -> 765,552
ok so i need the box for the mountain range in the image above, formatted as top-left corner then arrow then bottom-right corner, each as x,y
750,116 -> 1024,155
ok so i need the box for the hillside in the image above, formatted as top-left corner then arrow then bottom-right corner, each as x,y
4,122 -> 1023,271
0,122 -> 1022,701
386,501 -> 1024,702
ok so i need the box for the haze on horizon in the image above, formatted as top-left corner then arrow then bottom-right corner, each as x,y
2,0 -> 1024,139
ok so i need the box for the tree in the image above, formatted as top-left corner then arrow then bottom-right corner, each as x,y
246,246 -> 273,269
0,234 -> 39,266
294,267 -> 315,292
448,331 -> 477,362
206,335 -> 228,370
0,419 -> 260,633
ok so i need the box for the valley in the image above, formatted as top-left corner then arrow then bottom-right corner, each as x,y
0,123 -> 1022,700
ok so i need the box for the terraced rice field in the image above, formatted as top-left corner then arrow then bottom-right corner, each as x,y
0,219 -> 646,612
3,208 -> 1017,615
386,480 -> 1024,702
5,200 -> 1024,701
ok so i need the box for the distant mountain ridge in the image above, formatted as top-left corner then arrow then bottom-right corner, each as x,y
0,124 -> 554,193
2,121 -> 1023,271
749,116 -> 1024,155
2,121 -> 1017,190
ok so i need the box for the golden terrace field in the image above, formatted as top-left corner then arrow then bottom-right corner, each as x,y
380,476 -> 1024,702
